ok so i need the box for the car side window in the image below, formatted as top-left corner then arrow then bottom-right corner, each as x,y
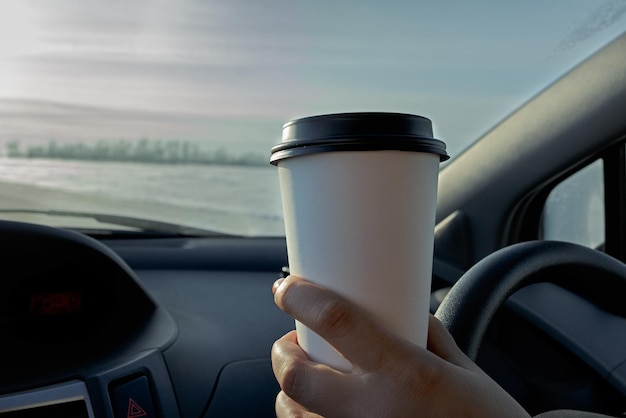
540,159 -> 605,249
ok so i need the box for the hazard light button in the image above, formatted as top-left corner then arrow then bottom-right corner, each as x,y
110,375 -> 157,418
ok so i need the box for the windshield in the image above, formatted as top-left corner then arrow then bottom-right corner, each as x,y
0,1 -> 624,236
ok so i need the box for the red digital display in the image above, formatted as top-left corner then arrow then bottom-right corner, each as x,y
29,291 -> 83,316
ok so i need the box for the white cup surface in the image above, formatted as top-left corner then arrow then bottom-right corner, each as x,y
278,149 -> 440,371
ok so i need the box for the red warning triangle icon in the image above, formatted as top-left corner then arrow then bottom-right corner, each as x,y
127,398 -> 148,418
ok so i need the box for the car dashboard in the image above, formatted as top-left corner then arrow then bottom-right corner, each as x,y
0,222 -> 293,418
0,221 -> 625,417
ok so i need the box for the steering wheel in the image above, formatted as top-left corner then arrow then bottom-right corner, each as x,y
434,240 -> 626,361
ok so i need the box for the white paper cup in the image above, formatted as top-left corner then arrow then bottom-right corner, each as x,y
270,113 -> 448,371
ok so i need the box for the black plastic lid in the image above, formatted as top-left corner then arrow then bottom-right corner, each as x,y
270,112 -> 449,165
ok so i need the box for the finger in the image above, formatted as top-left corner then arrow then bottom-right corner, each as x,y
426,315 -> 481,372
272,278 -> 284,295
275,391 -> 323,418
271,330 -> 301,381
271,330 -> 359,416
274,275 -> 404,372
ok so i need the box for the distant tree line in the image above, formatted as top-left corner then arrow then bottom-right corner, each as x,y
4,139 -> 267,167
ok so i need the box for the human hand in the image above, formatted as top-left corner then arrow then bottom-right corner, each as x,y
271,275 -> 531,418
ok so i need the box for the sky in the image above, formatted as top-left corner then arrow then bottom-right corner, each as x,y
0,0 -> 625,159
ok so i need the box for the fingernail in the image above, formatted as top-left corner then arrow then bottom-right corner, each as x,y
272,278 -> 285,295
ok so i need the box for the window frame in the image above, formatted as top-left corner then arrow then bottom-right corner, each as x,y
603,141 -> 626,261
507,138 -> 626,263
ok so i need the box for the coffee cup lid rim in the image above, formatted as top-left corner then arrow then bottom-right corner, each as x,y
270,112 -> 449,165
